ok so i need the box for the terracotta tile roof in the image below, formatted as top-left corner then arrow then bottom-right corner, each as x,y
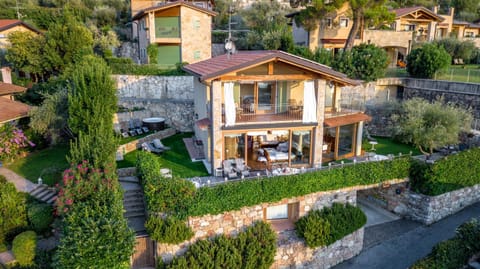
0,98 -> 31,123
392,6 -> 444,22
324,113 -> 371,127
132,2 -> 217,20
0,82 -> 27,96
183,50 -> 361,86
0,19 -> 41,34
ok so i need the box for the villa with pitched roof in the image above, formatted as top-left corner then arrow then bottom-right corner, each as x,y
183,50 -> 370,173
0,19 -> 41,50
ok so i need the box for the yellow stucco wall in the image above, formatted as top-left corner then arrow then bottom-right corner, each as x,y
180,6 -> 212,64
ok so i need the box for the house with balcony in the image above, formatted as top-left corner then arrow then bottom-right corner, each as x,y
183,50 -> 370,173
288,4 -> 480,67
132,1 -> 217,67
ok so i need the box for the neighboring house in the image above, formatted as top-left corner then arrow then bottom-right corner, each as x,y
0,19 -> 41,50
130,0 -> 214,19
183,50 -> 370,173
0,81 -> 30,125
288,4 -> 480,67
131,1 -> 217,67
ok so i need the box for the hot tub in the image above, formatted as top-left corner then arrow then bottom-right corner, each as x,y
143,117 -> 165,131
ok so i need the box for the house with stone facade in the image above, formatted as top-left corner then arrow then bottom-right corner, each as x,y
183,50 -> 371,174
288,4 -> 480,67
131,1 -> 217,67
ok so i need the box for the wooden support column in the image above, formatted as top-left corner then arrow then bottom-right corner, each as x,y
210,81 -> 223,172
313,79 -> 326,167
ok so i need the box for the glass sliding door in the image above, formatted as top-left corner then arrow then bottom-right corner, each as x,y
224,133 -> 245,160
338,124 -> 355,158
291,130 -> 311,165
257,82 -> 274,113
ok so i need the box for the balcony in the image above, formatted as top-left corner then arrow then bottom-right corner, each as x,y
222,102 -> 314,126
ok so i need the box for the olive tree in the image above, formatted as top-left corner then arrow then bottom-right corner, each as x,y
393,98 -> 472,156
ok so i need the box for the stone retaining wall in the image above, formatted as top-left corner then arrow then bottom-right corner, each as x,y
155,179 -> 405,268
113,75 -> 195,132
406,184 -> 480,225
359,181 -> 480,225
117,128 -> 176,155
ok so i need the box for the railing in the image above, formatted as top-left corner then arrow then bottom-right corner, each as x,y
434,68 -> 480,84
223,102 -> 309,125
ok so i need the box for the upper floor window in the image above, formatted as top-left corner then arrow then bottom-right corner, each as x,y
465,32 -> 474,37
194,50 -> 201,60
326,18 -> 332,28
194,2 -> 206,8
339,18 -> 348,28
405,24 -> 415,31
155,17 -> 180,38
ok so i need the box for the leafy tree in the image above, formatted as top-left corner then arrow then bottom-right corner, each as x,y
29,87 -> 72,144
54,162 -> 135,269
288,46 -> 334,66
434,38 -> 476,62
43,11 -> 94,75
393,98 -> 472,156
5,31 -> 46,82
332,43 -> 388,81
67,56 -> 117,168
291,0 -> 395,50
406,43 -> 451,78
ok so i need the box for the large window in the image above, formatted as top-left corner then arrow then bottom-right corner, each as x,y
291,130 -> 311,165
338,124 -> 355,157
156,45 -> 181,68
224,133 -> 245,160
155,17 -> 180,38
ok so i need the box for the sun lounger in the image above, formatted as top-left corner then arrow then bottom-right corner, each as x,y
153,139 -> 171,150
141,142 -> 163,154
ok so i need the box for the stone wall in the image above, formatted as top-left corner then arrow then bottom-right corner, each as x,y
155,180 -> 405,268
359,181 -> 480,225
114,75 -> 195,132
117,128 -> 176,155
406,184 -> 480,225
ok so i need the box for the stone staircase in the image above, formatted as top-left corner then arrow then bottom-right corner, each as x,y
29,185 -> 57,204
120,176 -> 147,235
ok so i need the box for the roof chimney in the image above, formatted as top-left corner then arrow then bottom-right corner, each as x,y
432,5 -> 438,14
1,67 -> 12,84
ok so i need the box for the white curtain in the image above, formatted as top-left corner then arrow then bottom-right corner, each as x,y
224,82 -> 236,126
303,81 -> 317,123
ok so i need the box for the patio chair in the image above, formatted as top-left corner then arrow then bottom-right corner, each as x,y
153,139 -> 171,150
235,158 -> 250,177
142,126 -> 149,133
141,142 -> 163,154
128,129 -> 137,136
223,159 -> 238,179
135,128 -> 143,135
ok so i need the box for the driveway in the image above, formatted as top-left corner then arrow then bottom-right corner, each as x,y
333,202 -> 480,269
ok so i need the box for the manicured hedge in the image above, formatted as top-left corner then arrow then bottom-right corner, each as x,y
0,175 -> 27,247
12,230 -> 37,267
163,221 -> 277,269
411,218 -> 480,269
410,148 -> 480,195
186,157 -> 410,217
145,216 -> 193,244
27,203 -> 54,234
295,203 -> 366,248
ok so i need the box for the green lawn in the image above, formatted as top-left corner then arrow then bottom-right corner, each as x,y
7,144 -> 70,186
385,65 -> 480,83
117,132 -> 208,178
362,137 -> 421,156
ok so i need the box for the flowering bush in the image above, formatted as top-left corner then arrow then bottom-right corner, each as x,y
0,124 -> 35,162
55,160 -> 118,216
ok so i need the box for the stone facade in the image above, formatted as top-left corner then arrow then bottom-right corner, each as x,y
114,75 -> 195,132
360,181 -> 480,225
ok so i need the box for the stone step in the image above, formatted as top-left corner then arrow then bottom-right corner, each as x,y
124,209 -> 146,219
30,185 -> 48,196
35,189 -> 55,200
119,176 -> 140,183
124,190 -> 143,198
46,195 -> 57,205
124,203 -> 145,211
124,198 -> 144,206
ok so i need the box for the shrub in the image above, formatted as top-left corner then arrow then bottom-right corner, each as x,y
0,175 -> 27,246
12,231 -> 37,267
167,221 -> 276,269
295,203 -> 366,248
409,148 -> 480,195
406,43 -> 451,78
411,218 -> 480,269
145,216 -> 193,244
185,157 -> 410,217
0,124 -> 35,162
27,203 -> 54,234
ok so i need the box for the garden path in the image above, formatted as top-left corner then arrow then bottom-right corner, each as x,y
0,167 -> 37,192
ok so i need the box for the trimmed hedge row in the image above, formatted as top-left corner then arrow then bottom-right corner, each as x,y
410,148 -> 480,195
187,157 -> 410,217
411,218 -> 480,269
295,203 -> 366,248
145,216 -> 193,244
163,221 -> 277,269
